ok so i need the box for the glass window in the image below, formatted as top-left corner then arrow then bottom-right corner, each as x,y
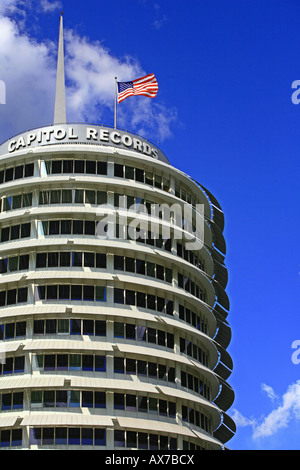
69,428 -> 80,445
59,285 -> 70,300
138,433 -> 148,450
24,163 -> 34,177
41,428 -> 54,446
83,319 -> 94,335
62,190 -> 72,203
82,428 -> 93,445
114,164 -> 123,178
72,252 -> 82,267
95,286 -> 106,302
70,319 -> 81,335
74,160 -> 84,173
126,394 -> 136,411
95,392 -> 106,409
96,253 -> 106,268
97,161 -> 107,175
58,319 -> 69,334
51,160 -> 62,174
95,321 -> 106,337
55,427 -> 67,445
70,354 -> 81,371
69,391 -> 80,408
10,225 -> 20,240
95,428 -> 106,446
125,323 -> 135,340
95,355 -> 106,372
56,390 -> 67,407
73,220 -> 83,234
57,354 -> 68,371
71,285 -> 82,300
61,220 -> 71,234
60,252 -> 70,267
82,390 -> 93,407
114,357 -> 124,374
137,396 -> 147,412
86,160 -> 96,174
114,322 -> 124,338
85,190 -> 95,204
82,355 -> 93,371
44,390 -> 55,407
63,160 -> 73,174
114,393 -> 124,410
84,252 -> 94,267
31,390 -> 42,408
84,220 -> 95,235
125,290 -> 135,305
114,255 -> 124,271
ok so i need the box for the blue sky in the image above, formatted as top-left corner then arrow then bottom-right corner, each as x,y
0,0 -> 300,450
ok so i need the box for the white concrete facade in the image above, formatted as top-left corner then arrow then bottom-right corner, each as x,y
0,126 -> 235,450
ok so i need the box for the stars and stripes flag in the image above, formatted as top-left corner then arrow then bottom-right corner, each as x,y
117,73 -> 158,103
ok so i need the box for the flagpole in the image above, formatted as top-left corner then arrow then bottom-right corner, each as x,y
114,77 -> 118,129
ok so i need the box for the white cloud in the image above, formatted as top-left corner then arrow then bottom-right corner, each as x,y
253,381 -> 300,439
230,408 -> 256,428
0,1 -> 177,144
261,383 -> 279,402
40,0 -> 62,13
231,381 -> 300,442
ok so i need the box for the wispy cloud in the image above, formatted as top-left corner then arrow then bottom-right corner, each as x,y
231,380 -> 300,442
0,0 -> 177,144
40,0 -> 62,13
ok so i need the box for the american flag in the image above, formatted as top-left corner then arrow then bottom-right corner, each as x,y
117,73 -> 158,103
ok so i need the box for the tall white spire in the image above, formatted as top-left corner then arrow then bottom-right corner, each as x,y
54,12 -> 66,124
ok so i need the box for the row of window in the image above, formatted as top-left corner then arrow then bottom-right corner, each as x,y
39,189 -> 107,206
1,192 -> 32,212
36,251 -> 106,269
33,318 -> 106,337
0,429 -> 22,448
181,370 -> 210,400
0,159 -> 200,210
31,389 -> 106,409
178,273 -> 205,301
114,254 -> 172,283
0,163 -> 34,184
114,322 -> 174,349
0,218 -> 204,274
0,287 -> 28,307
0,427 -> 204,450
0,356 -> 25,375
35,285 -> 106,302
0,287 -> 207,341
180,337 -> 208,367
41,158 -> 107,176
0,392 -> 23,410
30,427 -> 106,447
113,288 -> 174,315
1,190 -> 198,235
114,429 -> 177,450
0,222 -> 31,242
0,390 -> 211,433
0,315 -> 207,351
0,254 -> 206,306
29,427 -> 177,449
0,353 -> 211,399
179,304 -> 208,335
33,354 -> 106,372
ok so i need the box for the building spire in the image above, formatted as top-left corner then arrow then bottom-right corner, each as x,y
54,12 -> 66,124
